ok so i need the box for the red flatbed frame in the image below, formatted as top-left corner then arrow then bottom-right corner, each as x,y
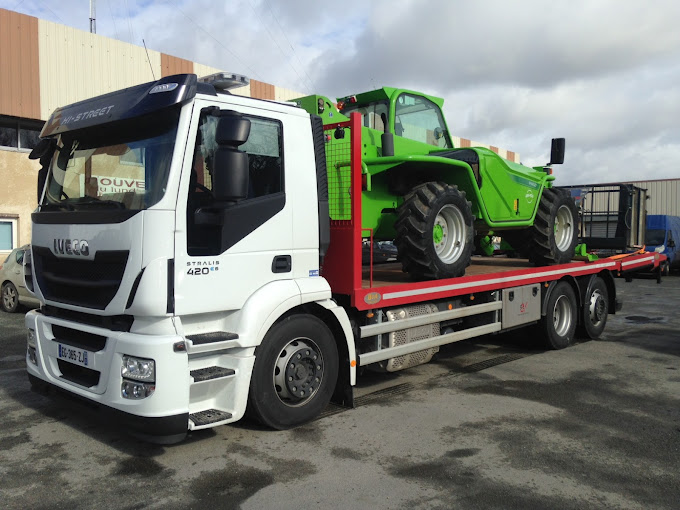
320,114 -> 665,311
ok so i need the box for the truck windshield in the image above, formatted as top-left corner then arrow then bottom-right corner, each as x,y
42,108 -> 180,211
645,229 -> 666,246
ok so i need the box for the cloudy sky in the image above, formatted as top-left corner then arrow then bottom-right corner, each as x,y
4,0 -> 680,185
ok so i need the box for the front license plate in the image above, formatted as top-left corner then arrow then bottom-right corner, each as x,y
57,344 -> 92,368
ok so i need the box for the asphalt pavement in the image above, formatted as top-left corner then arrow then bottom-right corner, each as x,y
0,275 -> 678,510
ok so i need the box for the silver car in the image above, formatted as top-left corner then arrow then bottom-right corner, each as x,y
1,245 -> 40,313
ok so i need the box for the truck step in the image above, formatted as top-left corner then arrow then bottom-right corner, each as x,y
190,366 -> 235,382
189,409 -> 233,427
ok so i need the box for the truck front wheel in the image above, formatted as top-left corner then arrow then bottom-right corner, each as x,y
395,182 -> 474,279
527,188 -> 578,265
542,281 -> 577,349
248,314 -> 338,430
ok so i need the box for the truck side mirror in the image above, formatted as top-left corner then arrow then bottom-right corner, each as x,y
212,112 -> 251,202
549,138 -> 565,165
28,138 -> 57,203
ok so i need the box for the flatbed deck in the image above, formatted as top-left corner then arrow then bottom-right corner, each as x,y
320,115 -> 665,311
363,257 -> 537,287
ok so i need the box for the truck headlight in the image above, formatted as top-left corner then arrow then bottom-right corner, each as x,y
27,329 -> 37,365
121,355 -> 155,382
121,380 -> 155,399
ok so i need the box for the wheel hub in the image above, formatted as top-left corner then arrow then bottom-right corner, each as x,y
553,295 -> 572,337
554,205 -> 574,252
432,204 -> 466,264
274,340 -> 324,406
589,290 -> 605,323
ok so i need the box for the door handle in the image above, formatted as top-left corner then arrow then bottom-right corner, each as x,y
272,255 -> 291,273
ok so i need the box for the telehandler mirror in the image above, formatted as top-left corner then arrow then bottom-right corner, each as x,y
212,112 -> 251,202
549,138 -> 565,165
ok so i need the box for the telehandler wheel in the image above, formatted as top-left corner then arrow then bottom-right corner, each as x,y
247,314 -> 338,430
526,188 -> 578,266
542,281 -> 577,349
578,276 -> 608,339
395,181 -> 474,279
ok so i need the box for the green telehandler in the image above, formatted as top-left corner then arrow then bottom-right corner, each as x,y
295,87 -> 578,279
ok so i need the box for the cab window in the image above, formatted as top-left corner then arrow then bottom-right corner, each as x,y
394,93 -> 451,148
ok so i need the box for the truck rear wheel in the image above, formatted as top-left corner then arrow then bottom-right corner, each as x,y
578,276 -> 608,339
542,281 -> 577,349
526,188 -> 578,265
395,182 -> 474,279
248,314 -> 338,430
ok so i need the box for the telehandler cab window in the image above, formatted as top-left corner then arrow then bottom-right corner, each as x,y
341,101 -> 389,132
394,93 -> 451,148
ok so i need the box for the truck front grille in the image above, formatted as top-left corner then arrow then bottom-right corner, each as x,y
33,247 -> 129,309
57,359 -> 101,388
52,325 -> 107,351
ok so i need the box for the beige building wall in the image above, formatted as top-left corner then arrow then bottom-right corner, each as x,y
628,179 -> 680,216
0,151 -> 40,255
451,135 -> 519,163
38,18 -> 162,119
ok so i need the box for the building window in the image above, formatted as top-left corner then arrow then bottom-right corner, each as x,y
0,218 -> 18,251
0,115 -> 44,151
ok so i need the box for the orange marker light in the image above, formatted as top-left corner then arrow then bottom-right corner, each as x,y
448,304 -> 453,310
350,360 -> 357,367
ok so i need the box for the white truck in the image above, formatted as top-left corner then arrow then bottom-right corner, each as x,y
24,73 -> 665,443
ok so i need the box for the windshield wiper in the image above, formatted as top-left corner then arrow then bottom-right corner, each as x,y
40,202 -> 75,212
72,197 -> 126,210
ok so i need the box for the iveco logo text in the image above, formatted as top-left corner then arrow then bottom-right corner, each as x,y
54,239 -> 90,256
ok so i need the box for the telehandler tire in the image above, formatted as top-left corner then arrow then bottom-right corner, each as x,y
525,188 -> 578,266
395,181 -> 474,279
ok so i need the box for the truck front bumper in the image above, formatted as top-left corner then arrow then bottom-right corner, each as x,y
25,309 -> 191,443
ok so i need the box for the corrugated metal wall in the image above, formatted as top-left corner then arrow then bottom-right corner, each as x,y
161,53 -> 193,77
250,79 -> 275,100
38,18 -> 161,120
567,180 -> 679,217
0,9 -> 40,119
627,179 -> 680,216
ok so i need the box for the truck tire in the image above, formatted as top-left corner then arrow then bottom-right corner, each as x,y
526,188 -> 578,265
248,314 -> 338,430
541,281 -> 577,349
578,276 -> 608,339
395,182 -> 474,279
1,282 -> 19,313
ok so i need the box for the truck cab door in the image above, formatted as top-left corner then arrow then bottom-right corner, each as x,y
173,102 -> 293,316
